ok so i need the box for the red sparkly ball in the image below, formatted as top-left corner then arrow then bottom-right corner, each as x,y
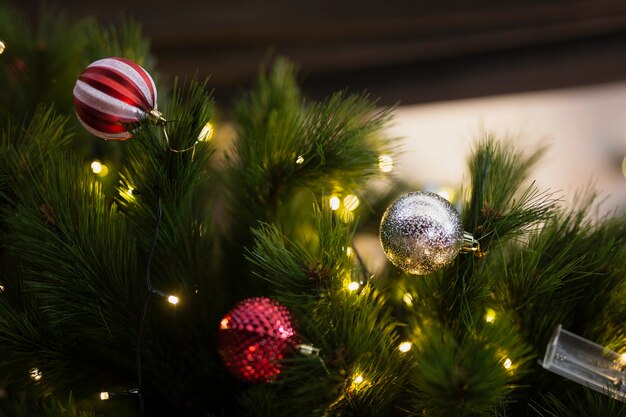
218,297 -> 297,383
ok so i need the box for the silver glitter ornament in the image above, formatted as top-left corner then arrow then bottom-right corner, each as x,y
380,191 -> 474,275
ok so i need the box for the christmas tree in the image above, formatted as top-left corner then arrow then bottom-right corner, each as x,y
1,5 -> 626,417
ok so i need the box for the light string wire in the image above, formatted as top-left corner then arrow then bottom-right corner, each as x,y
134,192 -> 163,416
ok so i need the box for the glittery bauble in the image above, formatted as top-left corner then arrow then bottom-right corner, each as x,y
380,191 -> 463,275
218,297 -> 297,383
73,57 -> 158,140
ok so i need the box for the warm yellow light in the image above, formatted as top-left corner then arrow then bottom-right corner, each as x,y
167,295 -> 179,305
0,41 -> 5,55
0,284 -> 4,293
403,292 -> 413,306
503,358 -> 513,370
29,368 -> 42,381
346,247 -> 353,257
347,282 -> 360,292
329,196 -> 341,211
343,195 -> 360,211
296,155 -> 305,164
620,353 -> 626,364
485,308 -> 496,324
91,161 -> 109,177
197,121 -> 214,142
220,318 -> 230,329
121,186 -> 135,201
378,155 -> 394,173
91,160 -> 103,174
398,341 -> 412,353
100,392 -> 110,400
353,375 -> 364,384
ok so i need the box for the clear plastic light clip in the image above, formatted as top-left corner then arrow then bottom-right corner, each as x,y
542,324 -> 626,402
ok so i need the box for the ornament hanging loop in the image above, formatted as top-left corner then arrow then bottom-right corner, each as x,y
160,125 -> 199,155
460,232 -> 485,257
147,109 -> 199,156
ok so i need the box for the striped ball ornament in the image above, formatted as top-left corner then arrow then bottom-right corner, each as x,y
73,57 -> 159,140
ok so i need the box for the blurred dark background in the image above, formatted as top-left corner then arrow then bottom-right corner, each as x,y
19,0 -> 626,106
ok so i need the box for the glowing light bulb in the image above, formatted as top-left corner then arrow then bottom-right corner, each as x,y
403,292 -> 413,306
220,318 -> 230,329
0,41 -> 5,55
167,295 -> 179,305
100,392 -> 110,400
197,121 -> 214,142
329,196 -> 340,210
347,281 -> 360,292
29,368 -> 42,381
346,247 -> 352,257
0,284 -> 4,293
398,341 -> 412,353
484,308 -> 496,324
503,358 -> 512,370
91,160 -> 109,177
296,155 -> 305,164
378,155 -> 394,173
121,186 -> 135,201
91,161 -> 103,174
343,195 -> 360,211
620,353 -> 626,365
353,375 -> 364,384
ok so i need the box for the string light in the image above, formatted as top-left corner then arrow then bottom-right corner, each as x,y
484,308 -> 496,324
329,196 -> 341,211
0,41 -> 5,55
121,186 -> 136,202
398,341 -> 412,353
90,160 -> 109,177
197,121 -> 214,142
0,284 -> 4,293
619,353 -> 626,365
378,155 -> 394,173
29,368 -> 42,381
99,388 -> 139,401
347,281 -> 360,292
346,247 -> 353,257
296,155 -> 305,164
90,161 -> 103,174
151,289 -> 180,306
503,358 -> 513,370
353,374 -> 364,385
343,195 -> 360,211
403,292 -> 413,306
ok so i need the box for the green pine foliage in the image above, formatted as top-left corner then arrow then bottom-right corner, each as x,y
1,4 -> 625,417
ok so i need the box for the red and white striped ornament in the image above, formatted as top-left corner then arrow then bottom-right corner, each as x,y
73,57 -> 162,140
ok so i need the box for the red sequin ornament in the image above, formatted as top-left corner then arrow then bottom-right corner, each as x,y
218,297 -> 297,383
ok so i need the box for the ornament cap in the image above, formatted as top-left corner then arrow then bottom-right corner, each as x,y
148,109 -> 167,125
460,231 -> 484,256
